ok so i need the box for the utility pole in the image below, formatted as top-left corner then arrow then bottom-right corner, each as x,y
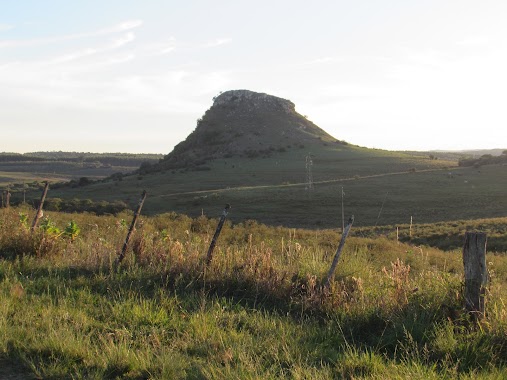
305,154 -> 314,193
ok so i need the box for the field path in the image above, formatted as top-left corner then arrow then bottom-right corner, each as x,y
160,167 -> 461,198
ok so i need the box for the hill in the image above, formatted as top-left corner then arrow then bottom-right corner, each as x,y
13,89 -> 507,228
154,90 -> 341,171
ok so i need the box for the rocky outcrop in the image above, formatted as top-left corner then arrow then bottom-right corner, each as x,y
154,89 -> 338,170
212,90 -> 295,114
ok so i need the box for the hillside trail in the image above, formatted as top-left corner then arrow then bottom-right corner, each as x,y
161,166 -> 460,198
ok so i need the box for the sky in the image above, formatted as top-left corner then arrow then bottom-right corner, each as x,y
1,0 -> 506,154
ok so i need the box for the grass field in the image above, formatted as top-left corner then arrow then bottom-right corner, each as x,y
25,144 -> 485,228
1,206 -> 507,378
36,154 -> 506,230
0,152 -> 163,188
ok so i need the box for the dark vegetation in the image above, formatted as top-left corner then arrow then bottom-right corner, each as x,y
0,151 -> 162,167
459,151 -> 507,167
41,197 -> 128,215
354,217 -> 507,252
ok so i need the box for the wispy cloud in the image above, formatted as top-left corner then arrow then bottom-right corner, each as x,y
144,37 -> 177,56
0,20 -> 143,48
301,57 -> 341,65
111,32 -> 136,48
205,38 -> 232,47
51,48 -> 99,63
98,20 -> 143,34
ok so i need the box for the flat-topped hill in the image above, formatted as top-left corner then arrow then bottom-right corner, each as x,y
157,90 -> 343,169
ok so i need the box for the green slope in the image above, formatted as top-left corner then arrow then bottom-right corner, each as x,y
39,140 -> 463,227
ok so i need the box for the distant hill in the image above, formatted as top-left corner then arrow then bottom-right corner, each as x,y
154,90 -> 346,171
432,148 -> 507,157
0,152 -> 162,167
458,151 -> 507,167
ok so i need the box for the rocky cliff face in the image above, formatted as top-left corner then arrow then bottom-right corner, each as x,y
212,90 -> 295,114
157,89 -> 338,169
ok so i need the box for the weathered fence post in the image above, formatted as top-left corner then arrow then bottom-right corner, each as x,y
323,215 -> 354,290
463,232 -> 488,320
5,190 -> 10,208
116,190 -> 147,265
31,182 -> 49,232
206,204 -> 231,266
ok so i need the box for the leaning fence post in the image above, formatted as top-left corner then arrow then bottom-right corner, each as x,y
31,182 -> 49,232
463,232 -> 488,321
206,204 -> 231,266
323,215 -> 354,290
116,190 -> 147,265
5,189 -> 10,208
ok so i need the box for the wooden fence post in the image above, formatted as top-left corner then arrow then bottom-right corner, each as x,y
31,182 -> 49,232
116,190 -> 147,265
206,204 -> 231,266
463,232 -> 488,320
5,190 -> 10,208
323,215 -> 354,290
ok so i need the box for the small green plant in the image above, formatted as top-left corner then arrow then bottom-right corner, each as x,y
19,213 -> 28,228
63,220 -> 80,241
160,228 -> 169,241
117,218 -> 128,229
39,217 -> 61,237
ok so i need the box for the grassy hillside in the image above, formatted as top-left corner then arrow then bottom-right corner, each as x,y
30,147 -> 507,228
8,139 -> 507,230
1,206 -> 507,378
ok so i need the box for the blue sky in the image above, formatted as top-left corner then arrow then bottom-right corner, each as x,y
1,1 -> 506,153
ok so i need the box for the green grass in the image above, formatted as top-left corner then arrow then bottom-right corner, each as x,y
51,161 -> 503,229
354,216 -> 507,252
0,159 -> 152,188
0,170 -> 71,187
27,144 -> 471,227
1,206 -> 507,378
